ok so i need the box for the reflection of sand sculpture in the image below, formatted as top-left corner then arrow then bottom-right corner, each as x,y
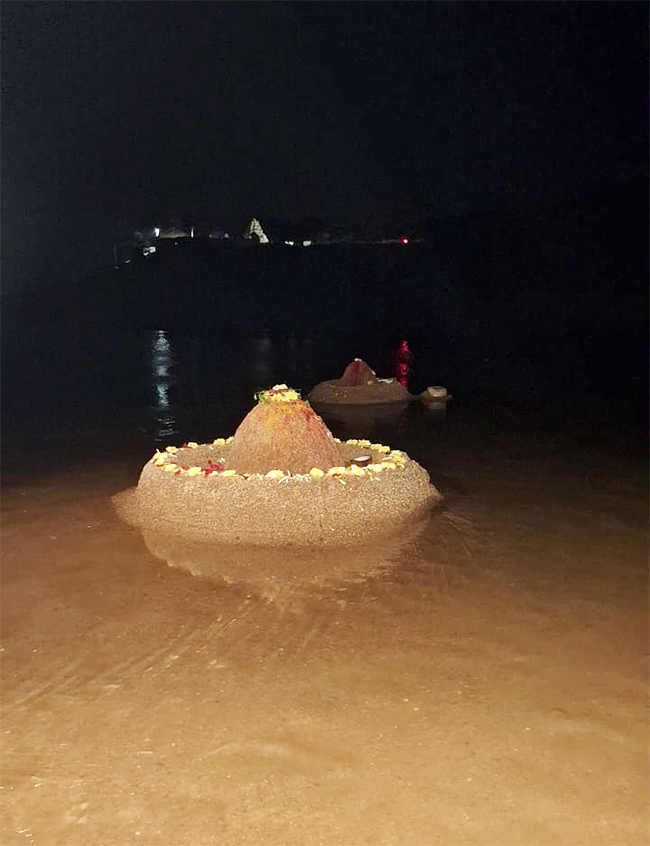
315,401 -> 410,442
137,525 -> 427,598
116,385 -> 440,546
308,359 -> 412,405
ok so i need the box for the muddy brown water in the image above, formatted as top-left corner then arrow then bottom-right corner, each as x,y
1,401 -> 648,846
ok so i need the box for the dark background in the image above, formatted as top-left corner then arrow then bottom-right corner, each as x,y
1,2 -> 647,444
2,2 -> 647,290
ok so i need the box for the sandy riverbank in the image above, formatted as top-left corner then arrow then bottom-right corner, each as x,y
1,439 -> 647,845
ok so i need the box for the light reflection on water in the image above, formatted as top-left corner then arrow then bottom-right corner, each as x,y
10,325 -> 634,467
136,329 -> 447,446
148,330 -> 179,440
137,521 -> 436,603
314,402 -> 410,441
151,330 -> 173,408
109,489 -> 474,603
393,338 -> 411,387
140,330 -> 327,444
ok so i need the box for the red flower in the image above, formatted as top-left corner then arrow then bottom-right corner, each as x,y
203,459 -> 225,475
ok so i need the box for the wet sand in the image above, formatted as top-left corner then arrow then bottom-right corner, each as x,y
1,422 -> 648,845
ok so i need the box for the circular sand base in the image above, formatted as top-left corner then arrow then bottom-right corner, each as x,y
117,440 -> 440,546
308,379 -> 412,405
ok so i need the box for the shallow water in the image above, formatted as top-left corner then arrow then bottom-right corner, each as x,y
0,280 -> 649,846
2,330 -> 648,846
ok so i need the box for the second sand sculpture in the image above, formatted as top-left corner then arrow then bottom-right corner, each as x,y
126,385 -> 441,545
308,359 -> 412,405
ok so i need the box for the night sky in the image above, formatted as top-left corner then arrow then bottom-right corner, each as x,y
1,1 -> 647,289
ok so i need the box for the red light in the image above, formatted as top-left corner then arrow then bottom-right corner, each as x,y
401,237 -> 409,245
395,339 -> 411,387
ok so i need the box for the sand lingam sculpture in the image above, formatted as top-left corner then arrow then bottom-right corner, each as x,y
308,358 -> 412,405
118,385 -> 440,546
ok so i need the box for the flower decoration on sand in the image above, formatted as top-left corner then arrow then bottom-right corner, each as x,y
149,440 -> 407,480
148,386 -> 410,481
255,384 -> 301,403
124,384 -> 440,546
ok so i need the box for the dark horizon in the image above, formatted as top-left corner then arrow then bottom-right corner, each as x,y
2,1 -> 648,290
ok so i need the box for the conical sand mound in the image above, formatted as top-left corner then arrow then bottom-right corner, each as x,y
115,384 -> 441,546
227,385 -> 343,474
309,359 -> 411,405
340,358 -> 379,386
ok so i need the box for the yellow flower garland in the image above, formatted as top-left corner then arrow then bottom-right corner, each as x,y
149,439 -> 408,480
255,384 -> 301,403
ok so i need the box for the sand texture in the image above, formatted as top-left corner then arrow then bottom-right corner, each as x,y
309,358 -> 412,405
226,395 -> 344,475
309,378 -> 412,405
1,405 -> 647,846
124,442 -> 440,545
